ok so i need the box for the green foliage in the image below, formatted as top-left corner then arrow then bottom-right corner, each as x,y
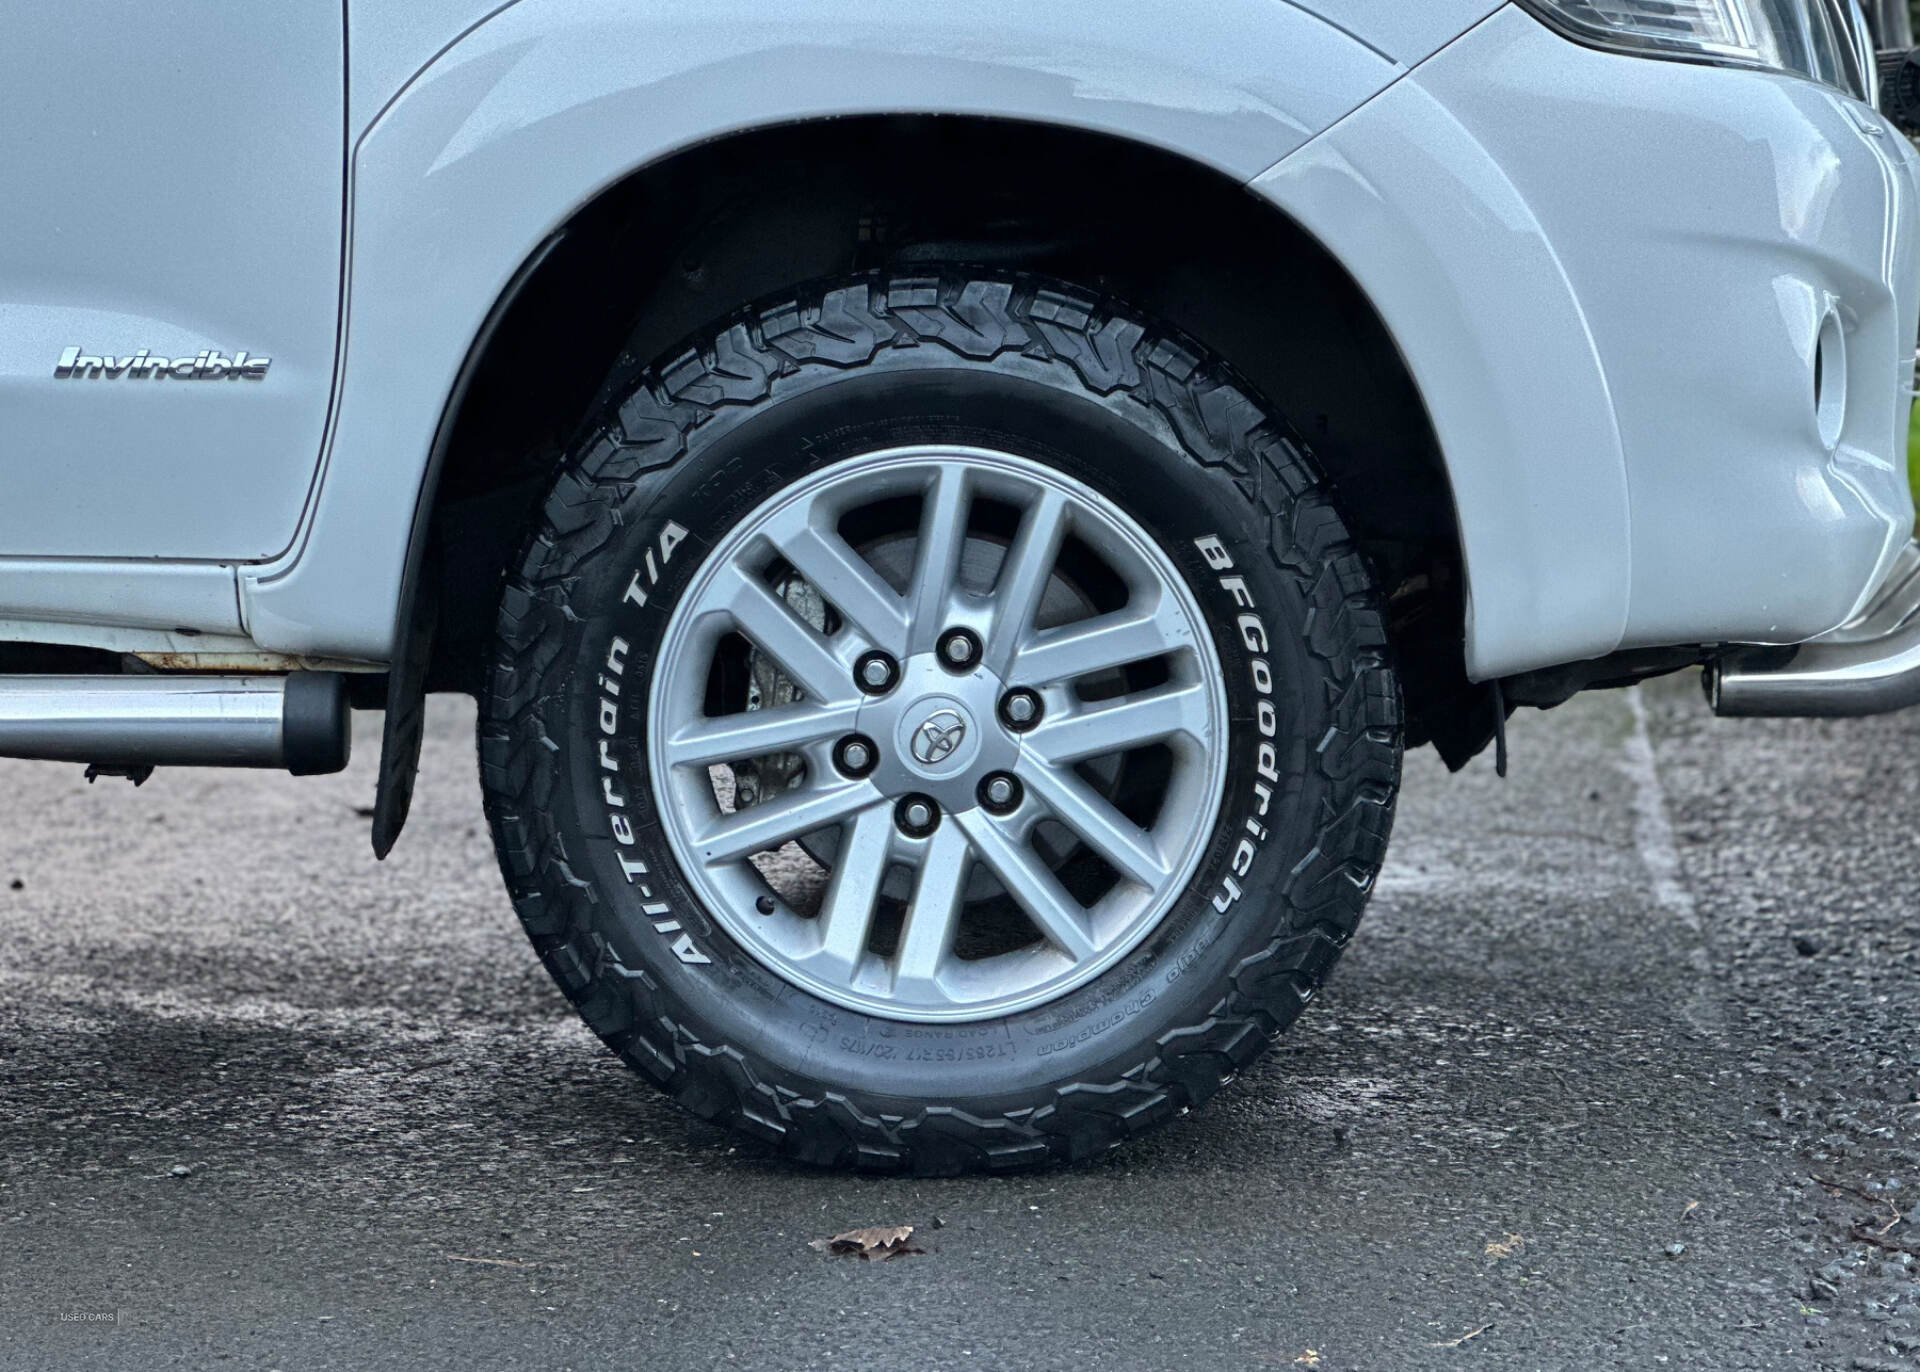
1909,399 -> 1920,501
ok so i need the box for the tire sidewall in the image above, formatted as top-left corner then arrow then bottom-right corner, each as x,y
530,350 -> 1336,1108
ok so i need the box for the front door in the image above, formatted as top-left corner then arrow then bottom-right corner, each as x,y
0,3 -> 345,562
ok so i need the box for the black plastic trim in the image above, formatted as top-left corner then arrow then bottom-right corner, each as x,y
283,672 -> 352,777
370,227 -> 567,856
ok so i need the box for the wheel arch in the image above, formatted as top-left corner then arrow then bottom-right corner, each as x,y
240,0 -> 1400,668
417,117 -> 1474,731
361,116 -> 1489,852
256,1 -> 1502,848
1254,73 -> 1636,685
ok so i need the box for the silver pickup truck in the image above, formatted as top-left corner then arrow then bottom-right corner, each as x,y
6,0 -> 1919,1172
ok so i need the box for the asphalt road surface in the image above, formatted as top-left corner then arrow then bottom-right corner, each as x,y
5,675 -> 1920,1371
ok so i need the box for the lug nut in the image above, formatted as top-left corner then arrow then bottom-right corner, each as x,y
979,772 -> 1022,814
1000,689 -> 1042,731
937,628 -> 982,672
895,795 -> 940,837
835,735 -> 877,778
855,652 -> 898,695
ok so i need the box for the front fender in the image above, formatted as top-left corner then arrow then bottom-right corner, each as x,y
1260,4 -> 1920,680
241,0 -> 1400,658
1254,72 -> 1635,680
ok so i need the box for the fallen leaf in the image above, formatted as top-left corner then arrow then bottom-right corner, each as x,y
1431,1323 -> 1495,1349
1293,1352 -> 1321,1367
808,1225 -> 923,1260
1681,1200 -> 1700,1221
1484,1233 -> 1525,1260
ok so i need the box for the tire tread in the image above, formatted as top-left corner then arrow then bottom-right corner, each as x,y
479,273 -> 1401,1174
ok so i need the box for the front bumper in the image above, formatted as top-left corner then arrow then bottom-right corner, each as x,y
1430,6 -> 1920,652
1258,5 -> 1920,678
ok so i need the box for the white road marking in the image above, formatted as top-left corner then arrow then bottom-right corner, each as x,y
1621,686 -> 1718,1028
1620,687 -> 1699,932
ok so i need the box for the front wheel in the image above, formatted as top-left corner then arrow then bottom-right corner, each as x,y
479,272 -> 1401,1173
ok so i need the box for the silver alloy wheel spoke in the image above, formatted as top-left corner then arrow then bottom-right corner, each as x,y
957,809 -> 1098,961
982,488 -> 1070,678
694,781 -> 875,864
1014,760 -> 1169,889
905,465 -> 972,654
811,804 -> 896,982
761,509 -> 912,658
716,566 -> 853,704
649,446 -> 1229,1022
892,822 -> 972,1000
663,701 -> 860,769
1013,596 -> 1187,686
1023,681 -> 1213,767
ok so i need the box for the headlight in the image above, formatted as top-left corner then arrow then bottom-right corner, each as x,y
1518,0 -> 1877,104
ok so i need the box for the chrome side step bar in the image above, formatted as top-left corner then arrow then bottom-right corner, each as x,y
1709,542 -> 1920,718
0,672 -> 351,774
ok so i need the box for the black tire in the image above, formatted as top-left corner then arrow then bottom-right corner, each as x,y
478,272 -> 1401,1173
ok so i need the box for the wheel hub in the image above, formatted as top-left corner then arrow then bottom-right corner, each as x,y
908,708 -> 967,767
861,656 -> 1015,811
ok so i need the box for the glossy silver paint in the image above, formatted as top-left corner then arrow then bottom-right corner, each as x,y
1302,2 -> 1504,62
1258,5 -> 1920,677
1436,10 -> 1916,661
0,3 -> 342,562
0,0 -> 1914,695
239,0 -> 1400,660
